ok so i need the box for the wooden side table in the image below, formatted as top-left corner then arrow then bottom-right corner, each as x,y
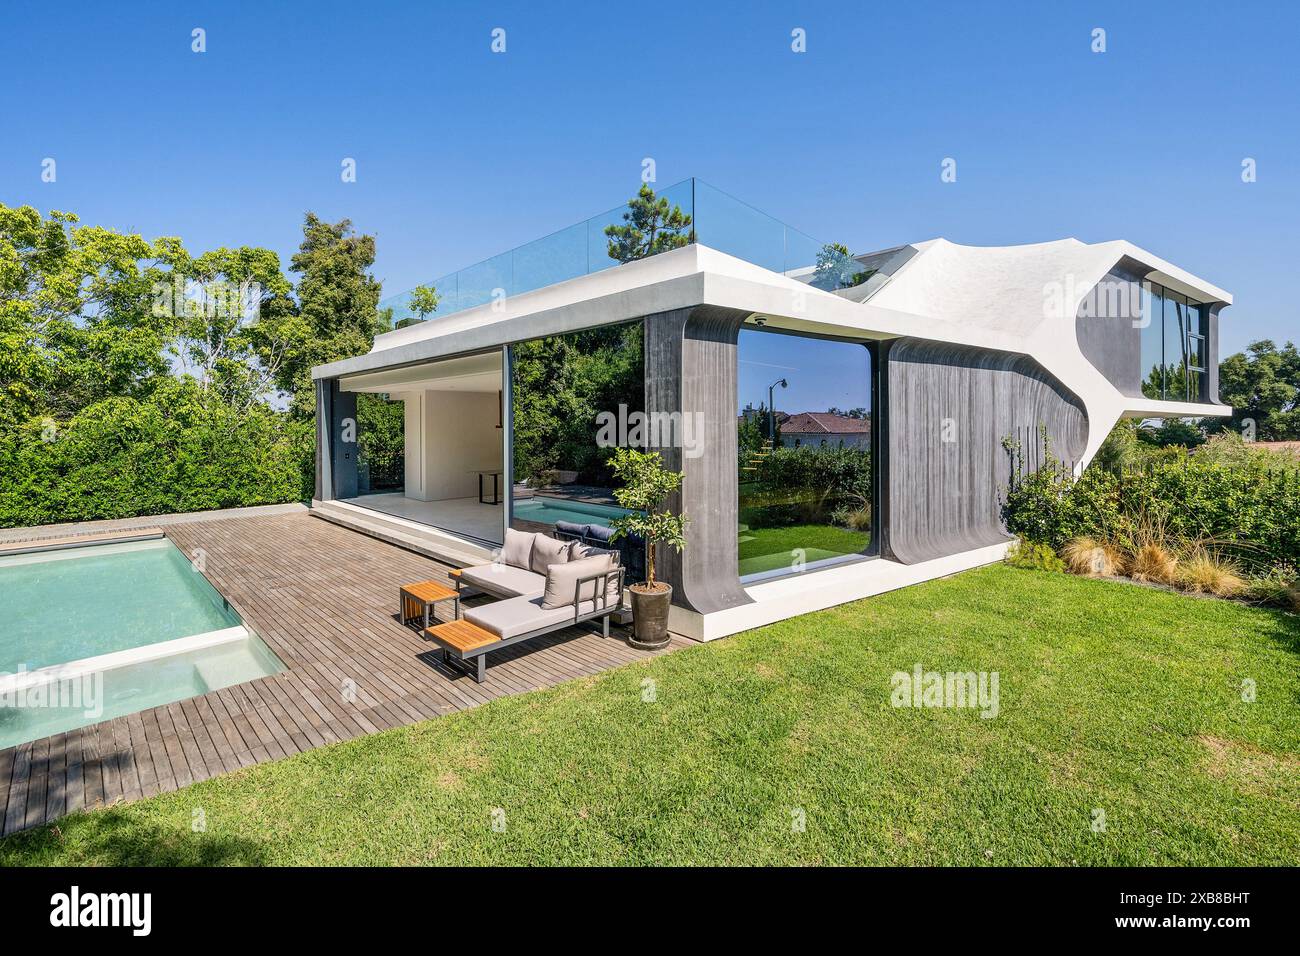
399,579 -> 460,632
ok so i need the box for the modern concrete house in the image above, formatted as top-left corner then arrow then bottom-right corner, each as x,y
311,179 -> 1231,641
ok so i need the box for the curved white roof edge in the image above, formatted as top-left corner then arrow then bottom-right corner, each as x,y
861,237 -> 1230,336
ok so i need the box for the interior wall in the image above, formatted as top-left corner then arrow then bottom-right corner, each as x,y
414,390 -> 502,501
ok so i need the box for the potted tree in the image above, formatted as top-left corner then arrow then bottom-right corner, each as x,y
606,448 -> 687,649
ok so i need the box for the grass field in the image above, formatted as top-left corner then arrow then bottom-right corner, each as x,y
2,564 -> 1296,866
737,521 -> 871,576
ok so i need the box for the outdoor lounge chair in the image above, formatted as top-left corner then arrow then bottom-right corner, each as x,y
427,556 -> 625,682
429,528 -> 625,681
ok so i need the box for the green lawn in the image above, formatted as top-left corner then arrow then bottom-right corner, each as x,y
737,522 -> 871,576
3,565 -> 1297,866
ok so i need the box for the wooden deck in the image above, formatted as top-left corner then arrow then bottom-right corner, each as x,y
0,511 -> 690,834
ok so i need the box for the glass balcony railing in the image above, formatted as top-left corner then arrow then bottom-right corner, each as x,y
379,178 -> 860,326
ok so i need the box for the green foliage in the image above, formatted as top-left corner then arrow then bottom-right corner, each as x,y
607,448 -> 687,587
407,284 -> 440,322
604,184 -> 693,264
510,323 -> 643,485
1212,339 -> 1300,440
756,445 -> 872,502
1002,427 -> 1300,569
167,245 -> 297,411
0,379 -> 312,527
0,202 -> 383,528
1139,417 -> 1206,449
1091,419 -> 1144,474
747,445 -> 872,526
737,410 -> 766,460
1004,536 -> 1066,573
811,242 -> 862,291
0,203 -> 185,420
275,213 -> 384,417
356,393 -> 405,491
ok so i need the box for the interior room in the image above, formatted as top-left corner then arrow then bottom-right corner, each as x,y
338,349 -> 505,545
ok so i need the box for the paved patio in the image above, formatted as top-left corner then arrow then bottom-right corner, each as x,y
0,510 -> 688,834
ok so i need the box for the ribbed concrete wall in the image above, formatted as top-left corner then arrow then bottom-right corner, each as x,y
885,339 -> 1088,565
644,306 -> 754,614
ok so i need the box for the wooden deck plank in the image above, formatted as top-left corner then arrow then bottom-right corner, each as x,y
0,510 -> 689,833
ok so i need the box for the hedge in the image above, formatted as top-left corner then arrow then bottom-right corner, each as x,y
0,379 -> 313,528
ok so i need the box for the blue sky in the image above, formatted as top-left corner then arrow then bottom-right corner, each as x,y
739,330 -> 870,417
2,0 -> 1295,362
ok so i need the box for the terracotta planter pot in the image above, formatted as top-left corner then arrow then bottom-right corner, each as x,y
629,583 -> 672,649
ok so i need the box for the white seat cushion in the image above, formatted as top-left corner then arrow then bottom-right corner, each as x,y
459,563 -> 546,598
464,595 -> 572,639
464,595 -> 616,640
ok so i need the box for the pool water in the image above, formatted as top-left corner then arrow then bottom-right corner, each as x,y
0,538 -> 284,751
0,539 -> 239,673
512,496 -> 634,528
0,634 -> 283,750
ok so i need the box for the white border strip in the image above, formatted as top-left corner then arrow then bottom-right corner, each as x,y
0,625 -> 249,695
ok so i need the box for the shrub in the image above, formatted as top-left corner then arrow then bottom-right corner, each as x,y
1128,543 -> 1179,585
1177,548 -> 1246,598
750,445 -> 872,529
1061,536 -> 1123,577
1002,429 -> 1300,568
0,379 -> 312,528
845,504 -> 873,531
1005,536 -> 1065,573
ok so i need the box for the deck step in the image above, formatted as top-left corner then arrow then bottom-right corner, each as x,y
310,500 -> 493,568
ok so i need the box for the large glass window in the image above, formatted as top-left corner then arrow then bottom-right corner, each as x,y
1140,281 -> 1210,402
1139,282 -> 1164,399
737,328 -> 874,581
508,321 -> 645,551
355,394 -> 406,495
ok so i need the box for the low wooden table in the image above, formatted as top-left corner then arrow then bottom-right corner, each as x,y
399,579 -> 460,632
424,619 -> 500,683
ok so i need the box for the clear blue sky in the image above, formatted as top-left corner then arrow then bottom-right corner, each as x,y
2,0 -> 1295,359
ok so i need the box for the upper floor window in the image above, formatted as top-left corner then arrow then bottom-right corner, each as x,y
1140,282 -> 1210,402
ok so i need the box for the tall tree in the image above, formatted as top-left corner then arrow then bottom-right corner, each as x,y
604,184 -> 693,264
168,246 -> 296,411
274,213 -> 384,416
1213,339 -> 1300,440
0,203 -> 186,421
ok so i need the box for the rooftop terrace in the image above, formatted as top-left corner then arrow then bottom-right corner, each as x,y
379,178 -> 864,324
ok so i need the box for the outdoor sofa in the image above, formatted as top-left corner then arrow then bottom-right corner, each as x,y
426,529 -> 625,682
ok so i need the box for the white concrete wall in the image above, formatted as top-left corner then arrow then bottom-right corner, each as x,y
407,390 -> 501,501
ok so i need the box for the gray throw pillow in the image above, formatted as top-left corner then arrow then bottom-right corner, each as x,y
541,553 -> 617,609
501,528 -> 536,570
529,534 -> 573,575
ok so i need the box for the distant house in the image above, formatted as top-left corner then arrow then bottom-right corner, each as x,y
1251,441 -> 1300,456
779,412 -> 871,450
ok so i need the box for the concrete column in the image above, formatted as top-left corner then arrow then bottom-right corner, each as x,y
643,305 -> 754,615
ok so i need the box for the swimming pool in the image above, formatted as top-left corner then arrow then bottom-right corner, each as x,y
512,496 -> 634,529
0,537 -> 284,750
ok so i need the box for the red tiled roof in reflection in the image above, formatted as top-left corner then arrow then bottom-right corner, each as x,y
780,412 -> 871,435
